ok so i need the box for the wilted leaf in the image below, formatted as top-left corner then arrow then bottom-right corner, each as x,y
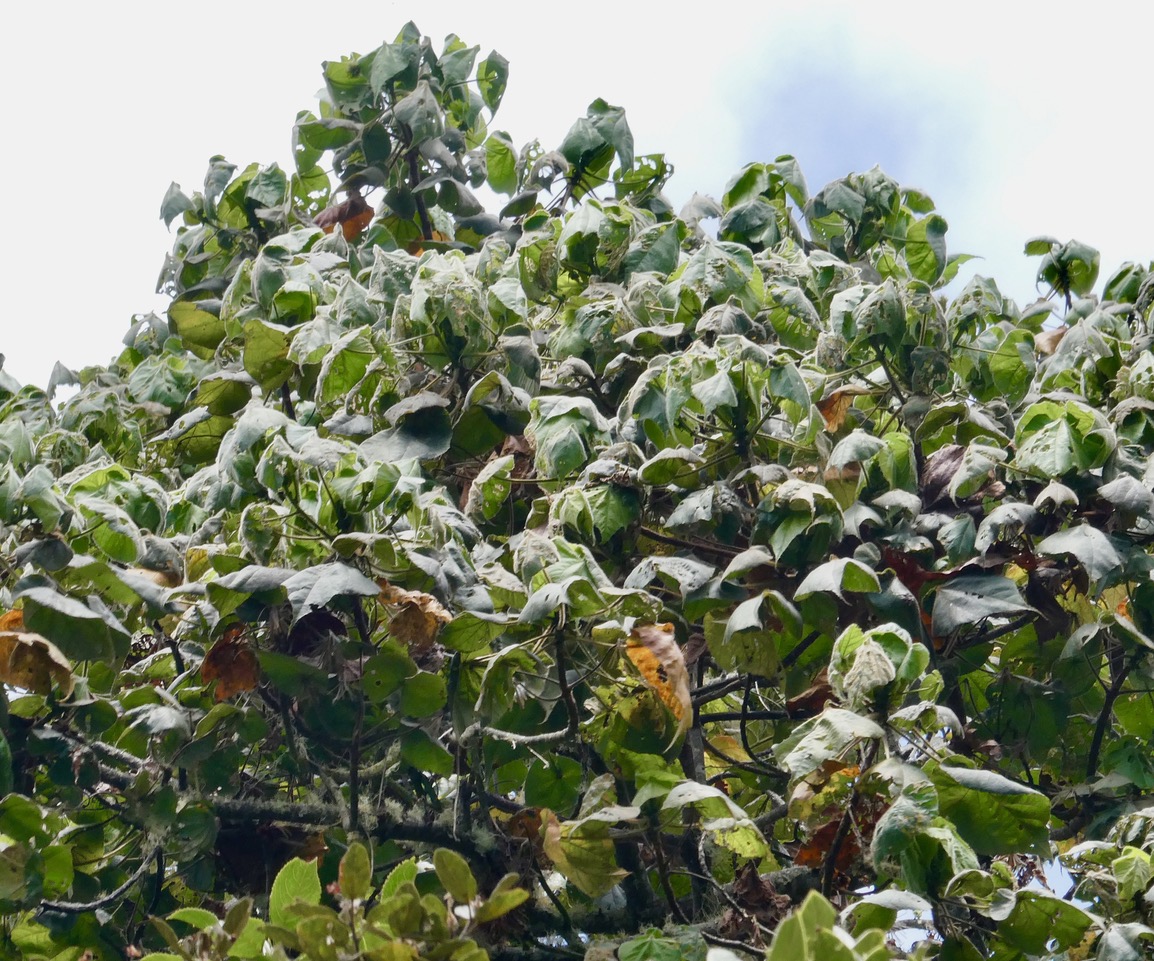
540,809 -> 628,898
0,631 -> 74,696
379,580 -> 452,656
201,626 -> 260,700
818,385 -> 870,432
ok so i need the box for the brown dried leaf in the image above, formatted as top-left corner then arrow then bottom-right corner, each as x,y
683,631 -> 709,667
794,817 -> 859,869
1035,327 -> 1067,356
920,443 -> 966,506
201,626 -> 260,701
125,567 -> 181,589
378,581 -> 451,659
316,189 -> 372,241
625,622 -> 691,739
0,630 -> 74,696
785,666 -> 832,719
0,610 -> 24,631
817,385 -> 870,432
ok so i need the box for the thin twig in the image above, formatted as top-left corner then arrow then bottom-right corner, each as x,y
637,526 -> 743,559
41,846 -> 163,913
1087,651 -> 1135,781
461,622 -> 579,748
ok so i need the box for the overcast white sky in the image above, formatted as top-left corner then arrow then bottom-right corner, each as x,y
2,2 -> 1150,388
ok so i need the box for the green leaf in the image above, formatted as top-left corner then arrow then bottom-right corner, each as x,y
160,182 -> 194,228
19,587 -> 121,661
525,756 -> 583,813
394,81 -> 444,145
283,563 -> 380,626
166,907 -> 220,930
295,117 -> 361,151
339,842 -> 372,901
928,763 -> 1051,856
905,214 -> 948,283
400,728 -> 454,777
475,877 -> 530,923
477,52 -> 509,112
434,848 -> 477,904
774,708 -> 884,778
269,857 -> 321,927
999,890 -> 1095,954
540,809 -> 628,899
242,319 -> 294,392
710,591 -> 783,677
169,300 -> 225,357
484,132 -> 518,195
795,558 -> 880,600
930,575 -> 1034,639
661,781 -> 768,859
1114,847 -> 1152,901
363,643 -> 417,703
399,672 -> 447,717
380,858 -> 419,900
1037,524 -> 1122,586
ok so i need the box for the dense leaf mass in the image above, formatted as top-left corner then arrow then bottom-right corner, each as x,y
4,21 -> 1154,961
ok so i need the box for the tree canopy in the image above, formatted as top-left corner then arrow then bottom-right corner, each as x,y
4,21 -> 1154,961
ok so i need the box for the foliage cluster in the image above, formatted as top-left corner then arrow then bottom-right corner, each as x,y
3,21 -> 1154,961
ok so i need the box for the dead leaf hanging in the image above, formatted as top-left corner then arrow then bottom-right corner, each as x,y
817,385 -> 871,432
625,622 -> 692,740
378,580 -> 451,663
315,188 -> 373,241
0,630 -> 74,696
201,626 -> 260,701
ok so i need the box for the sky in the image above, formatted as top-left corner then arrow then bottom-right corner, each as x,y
2,2 -> 1151,388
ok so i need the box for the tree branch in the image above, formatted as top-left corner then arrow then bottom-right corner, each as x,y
408,149 -> 434,242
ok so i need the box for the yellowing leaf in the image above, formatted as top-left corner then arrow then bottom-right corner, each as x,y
540,809 -> 628,899
625,622 -> 691,741
0,630 -> 74,696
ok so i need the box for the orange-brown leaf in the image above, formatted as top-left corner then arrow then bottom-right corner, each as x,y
817,386 -> 870,432
125,567 -> 182,589
794,817 -> 859,870
0,610 -> 24,631
1035,327 -> 1067,356
296,833 -> 329,863
339,208 -> 374,241
625,622 -> 691,739
316,189 -> 372,241
0,630 -> 74,696
201,628 -> 260,701
506,808 -> 544,844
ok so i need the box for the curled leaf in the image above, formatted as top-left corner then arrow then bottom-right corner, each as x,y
0,630 -> 74,696
315,188 -> 373,241
379,580 -> 452,661
625,622 -> 691,740
817,385 -> 870,432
